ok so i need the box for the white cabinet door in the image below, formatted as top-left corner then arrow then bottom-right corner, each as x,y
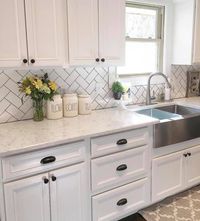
152,151 -> 184,202
193,0 -> 200,63
186,145 -> 200,188
4,173 -> 50,221
0,0 -> 27,68
98,0 -> 125,65
50,163 -> 89,221
67,0 -> 99,65
25,0 -> 66,67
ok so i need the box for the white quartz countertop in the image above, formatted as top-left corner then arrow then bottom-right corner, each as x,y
1,96 -> 200,157
0,108 -> 158,156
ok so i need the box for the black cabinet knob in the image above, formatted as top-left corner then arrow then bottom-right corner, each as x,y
30,59 -> 35,64
117,198 -> 128,206
117,139 -> 128,145
51,176 -> 57,182
183,153 -> 188,157
40,156 -> 56,164
43,178 -> 49,184
23,59 -> 28,64
101,58 -> 105,62
187,152 -> 191,156
96,58 -> 100,62
116,164 -> 127,171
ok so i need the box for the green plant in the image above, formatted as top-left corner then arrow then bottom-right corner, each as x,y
112,81 -> 124,93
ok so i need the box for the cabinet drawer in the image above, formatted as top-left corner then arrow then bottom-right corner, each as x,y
92,178 -> 150,221
91,128 -> 148,157
2,141 -> 85,181
92,146 -> 149,192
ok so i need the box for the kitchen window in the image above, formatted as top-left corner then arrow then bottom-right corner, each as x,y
118,3 -> 164,76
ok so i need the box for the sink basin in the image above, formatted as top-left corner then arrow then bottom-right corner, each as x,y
136,104 -> 200,148
137,108 -> 182,120
156,104 -> 200,116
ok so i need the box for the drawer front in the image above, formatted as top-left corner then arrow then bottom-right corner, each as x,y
92,178 -> 150,221
2,141 -> 85,181
92,146 -> 149,192
91,128 -> 148,157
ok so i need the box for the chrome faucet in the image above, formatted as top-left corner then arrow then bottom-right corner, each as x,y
146,72 -> 171,105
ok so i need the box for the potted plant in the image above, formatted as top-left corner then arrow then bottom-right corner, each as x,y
18,73 -> 58,121
112,81 -> 124,100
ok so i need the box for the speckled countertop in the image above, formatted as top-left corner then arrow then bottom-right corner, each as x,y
0,97 -> 200,157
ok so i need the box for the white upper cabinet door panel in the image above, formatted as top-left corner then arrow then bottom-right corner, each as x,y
67,0 -> 99,65
98,0 -> 125,65
193,0 -> 200,63
50,163 -> 89,221
0,0 -> 27,68
4,173 -> 50,221
25,0 -> 66,67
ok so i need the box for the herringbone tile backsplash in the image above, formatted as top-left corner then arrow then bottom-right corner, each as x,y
0,65 -> 199,124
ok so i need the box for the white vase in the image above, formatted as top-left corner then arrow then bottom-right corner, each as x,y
63,94 -> 78,117
46,95 -> 63,120
78,95 -> 92,115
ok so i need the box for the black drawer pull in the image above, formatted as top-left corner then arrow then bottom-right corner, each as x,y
116,164 -> 127,171
117,198 -> 128,206
117,139 -> 127,145
40,156 -> 56,164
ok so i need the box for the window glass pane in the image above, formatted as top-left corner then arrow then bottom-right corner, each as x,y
118,41 -> 158,74
126,6 -> 157,39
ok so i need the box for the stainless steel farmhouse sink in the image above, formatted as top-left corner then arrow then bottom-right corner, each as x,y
136,105 -> 200,148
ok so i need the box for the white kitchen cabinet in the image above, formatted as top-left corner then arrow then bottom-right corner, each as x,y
4,163 -> 88,221
185,145 -> 200,187
152,151 -> 184,202
0,0 -> 27,68
152,144 -> 200,202
67,0 -> 125,66
193,0 -> 200,63
172,0 -> 200,65
0,0 -> 66,68
50,163 -> 88,221
25,0 -> 66,67
4,173 -> 50,221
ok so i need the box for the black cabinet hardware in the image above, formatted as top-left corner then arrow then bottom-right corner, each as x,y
101,58 -> 105,62
187,152 -> 191,156
40,156 -> 56,164
30,59 -> 35,64
23,59 -> 28,64
116,164 -> 127,171
43,178 -> 49,184
183,153 -> 188,157
51,176 -> 57,182
96,58 -> 100,62
117,139 -> 127,145
117,198 -> 128,206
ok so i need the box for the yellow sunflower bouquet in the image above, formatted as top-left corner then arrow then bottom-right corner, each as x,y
18,73 -> 58,121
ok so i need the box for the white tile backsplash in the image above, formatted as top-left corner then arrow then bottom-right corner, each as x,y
0,64 -> 199,124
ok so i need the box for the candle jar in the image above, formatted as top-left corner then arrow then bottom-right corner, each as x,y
78,95 -> 92,115
63,94 -> 78,117
46,95 -> 63,120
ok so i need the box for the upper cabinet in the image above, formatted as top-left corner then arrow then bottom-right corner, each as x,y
0,0 -> 66,68
193,0 -> 200,63
172,0 -> 200,65
67,0 -> 125,66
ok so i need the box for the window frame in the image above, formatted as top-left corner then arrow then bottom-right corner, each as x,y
118,2 -> 165,77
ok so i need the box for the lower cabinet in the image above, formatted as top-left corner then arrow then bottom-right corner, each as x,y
92,178 -> 150,221
4,163 -> 88,221
152,145 -> 200,202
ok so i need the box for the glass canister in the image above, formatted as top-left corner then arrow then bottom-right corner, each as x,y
78,95 -> 92,115
46,95 -> 63,120
63,94 -> 78,117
